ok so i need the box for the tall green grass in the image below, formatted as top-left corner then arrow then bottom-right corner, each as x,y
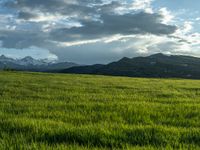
0,71 -> 200,149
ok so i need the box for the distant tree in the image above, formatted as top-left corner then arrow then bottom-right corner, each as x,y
3,66 -> 15,72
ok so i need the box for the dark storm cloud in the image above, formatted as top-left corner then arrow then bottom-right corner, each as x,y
6,0 -> 102,8
6,0 -> 71,10
0,30 -> 48,48
50,12 -> 177,42
5,0 -> 100,20
18,11 -> 38,20
1,0 -> 177,48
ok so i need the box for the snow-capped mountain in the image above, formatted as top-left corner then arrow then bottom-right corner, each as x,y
17,56 -> 48,66
0,55 -> 79,72
0,55 -> 16,64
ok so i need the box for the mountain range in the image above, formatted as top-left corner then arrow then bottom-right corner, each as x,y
61,53 -> 200,79
1,53 -> 200,79
0,55 -> 78,72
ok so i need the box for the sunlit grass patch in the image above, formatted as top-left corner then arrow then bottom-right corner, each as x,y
0,71 -> 200,149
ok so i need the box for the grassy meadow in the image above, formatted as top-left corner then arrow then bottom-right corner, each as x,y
0,71 -> 200,149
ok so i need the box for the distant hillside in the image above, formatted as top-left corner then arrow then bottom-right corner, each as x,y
62,53 -> 200,79
0,55 -> 79,72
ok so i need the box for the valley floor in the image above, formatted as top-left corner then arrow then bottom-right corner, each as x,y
0,71 -> 200,149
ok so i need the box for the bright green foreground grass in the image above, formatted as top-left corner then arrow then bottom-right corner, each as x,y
0,71 -> 200,149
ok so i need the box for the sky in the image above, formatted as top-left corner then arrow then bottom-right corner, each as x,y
0,0 -> 200,64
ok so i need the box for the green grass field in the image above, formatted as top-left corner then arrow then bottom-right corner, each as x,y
0,71 -> 200,149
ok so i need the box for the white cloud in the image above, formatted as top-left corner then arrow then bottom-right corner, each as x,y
182,21 -> 193,33
195,17 -> 200,21
173,21 -> 194,43
0,46 -> 58,60
159,7 -> 174,24
131,0 -> 154,13
53,39 -> 102,47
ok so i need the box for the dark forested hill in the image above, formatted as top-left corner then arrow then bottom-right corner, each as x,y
62,53 -> 200,79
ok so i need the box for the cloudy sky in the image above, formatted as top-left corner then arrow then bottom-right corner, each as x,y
0,0 -> 200,64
